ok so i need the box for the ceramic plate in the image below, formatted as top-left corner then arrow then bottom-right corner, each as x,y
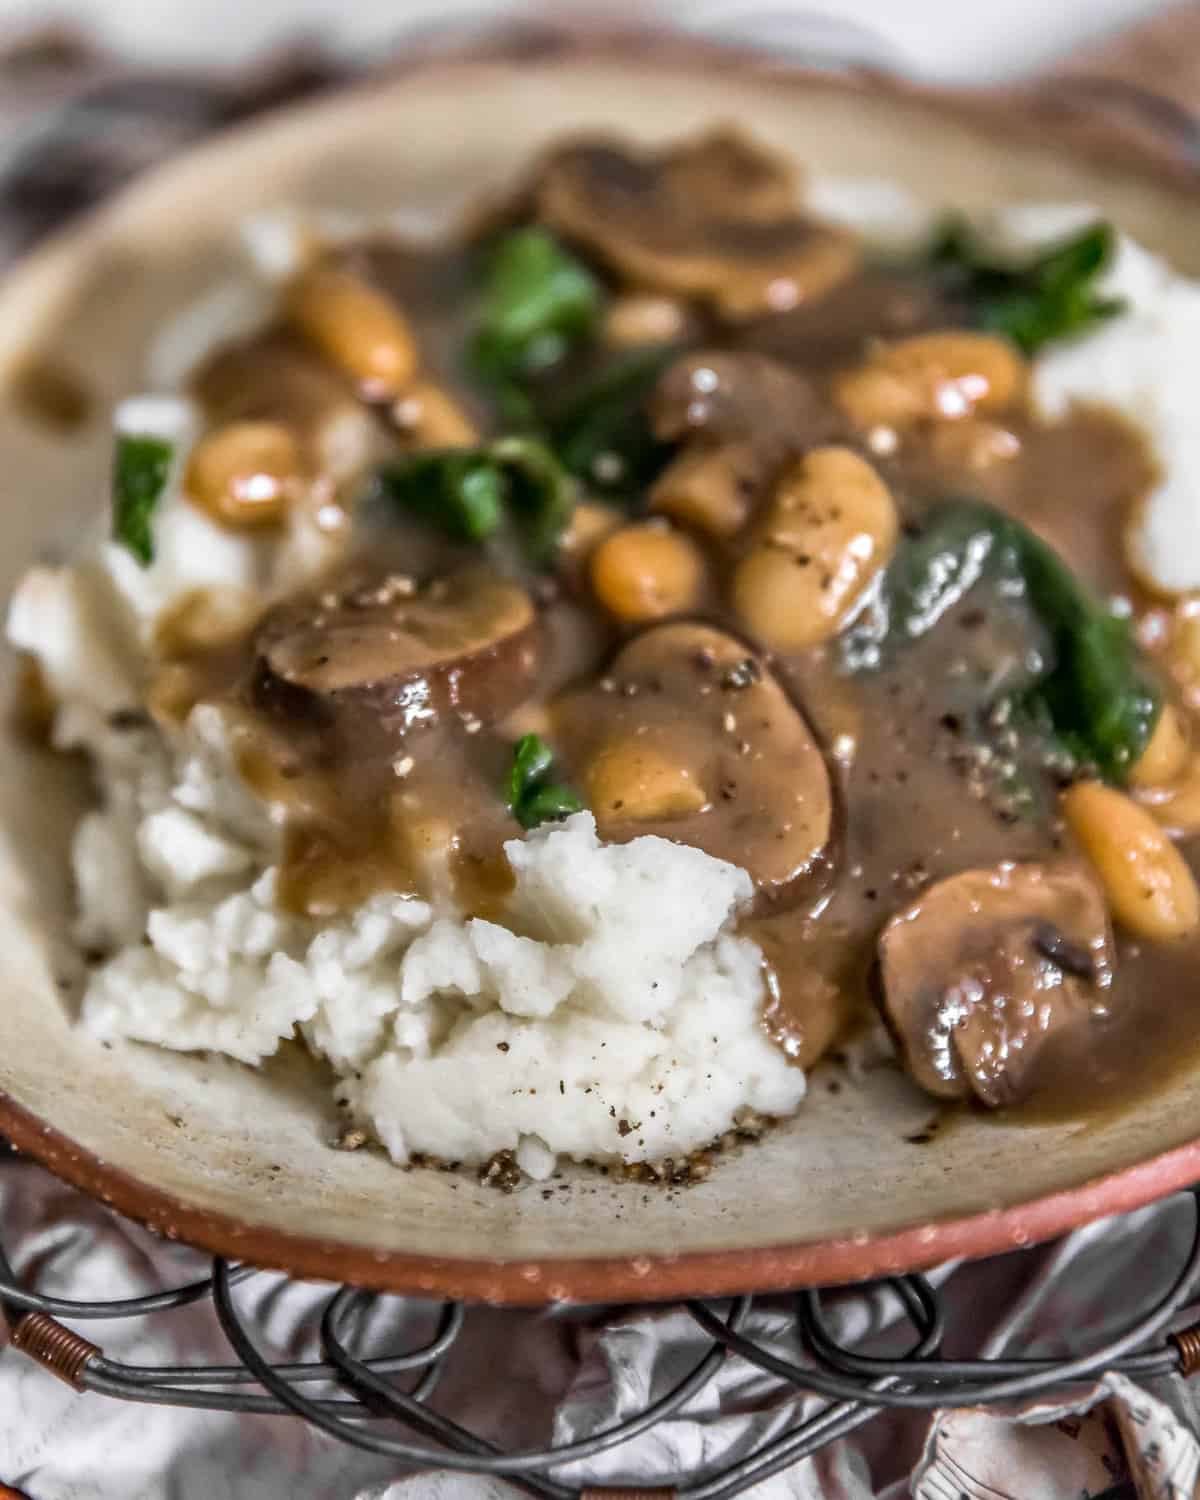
1,47 -> 1198,1304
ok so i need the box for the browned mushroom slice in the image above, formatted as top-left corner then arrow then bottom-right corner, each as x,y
553,622 -> 836,906
654,128 -> 800,220
252,566 -> 540,749
535,134 -> 859,318
647,352 -> 842,538
877,862 -> 1116,1107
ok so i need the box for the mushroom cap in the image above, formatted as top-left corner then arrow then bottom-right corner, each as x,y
535,131 -> 860,318
877,860 -> 1115,1106
554,621 -> 837,906
253,565 -> 540,747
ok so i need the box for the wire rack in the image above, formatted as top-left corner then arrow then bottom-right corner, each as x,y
3,1140 -> 1199,1500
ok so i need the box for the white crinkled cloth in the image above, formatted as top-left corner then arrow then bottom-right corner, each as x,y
3,1162 -> 1200,1500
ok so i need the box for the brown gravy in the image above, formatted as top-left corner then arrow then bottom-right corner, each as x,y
144,135 -> 1200,1128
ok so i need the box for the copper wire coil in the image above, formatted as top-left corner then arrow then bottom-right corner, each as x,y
9,1311 -> 100,1388
1170,1323 -> 1200,1377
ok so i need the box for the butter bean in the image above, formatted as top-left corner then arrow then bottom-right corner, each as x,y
285,265 -> 417,398
590,523 -> 705,623
184,421 -> 303,529
392,378 -> 478,447
834,331 -> 1025,430
1129,704 -> 1190,789
650,441 -> 758,539
731,446 -> 898,651
1140,756 -> 1200,838
602,292 -> 688,347
560,500 -> 624,560
1165,602 -> 1200,706
586,741 -> 707,822
1062,780 -> 1200,940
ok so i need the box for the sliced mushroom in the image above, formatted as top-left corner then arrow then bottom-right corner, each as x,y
877,861 -> 1116,1107
535,132 -> 859,319
647,352 -> 841,539
652,127 -> 800,219
553,622 -> 836,905
252,565 -> 540,751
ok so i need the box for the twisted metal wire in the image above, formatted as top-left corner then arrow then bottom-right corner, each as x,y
4,1172 -> 1196,1497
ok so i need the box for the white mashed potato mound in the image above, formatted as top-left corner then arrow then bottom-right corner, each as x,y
805,175 -> 939,255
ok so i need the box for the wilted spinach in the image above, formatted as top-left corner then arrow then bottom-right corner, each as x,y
468,228 -> 603,423
845,499 -> 1160,782
375,436 -> 576,564
546,344 -> 680,499
927,219 -> 1124,354
507,733 -> 583,828
112,433 -> 173,566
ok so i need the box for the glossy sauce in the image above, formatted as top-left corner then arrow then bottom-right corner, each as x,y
158,199 -> 1200,1128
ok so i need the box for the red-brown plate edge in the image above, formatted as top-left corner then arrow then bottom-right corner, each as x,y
2,1087 -> 1200,1304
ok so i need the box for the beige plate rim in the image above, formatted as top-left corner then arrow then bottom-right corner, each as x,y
4,1087 -> 1200,1303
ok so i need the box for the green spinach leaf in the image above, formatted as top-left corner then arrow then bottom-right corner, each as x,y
1016,520 -> 1159,780
374,450 -> 506,542
847,498 -> 1160,781
508,733 -> 583,829
112,433 -> 173,566
469,228 -> 602,419
548,344 -> 679,499
375,436 -> 577,563
928,219 -> 1124,354
489,435 -> 577,565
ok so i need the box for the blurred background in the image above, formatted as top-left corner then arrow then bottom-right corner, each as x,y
0,0 -> 1180,81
